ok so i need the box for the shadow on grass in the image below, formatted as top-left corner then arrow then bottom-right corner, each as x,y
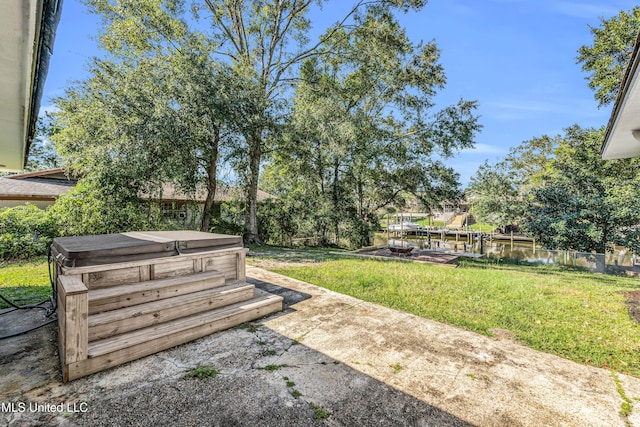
0,286 -> 52,309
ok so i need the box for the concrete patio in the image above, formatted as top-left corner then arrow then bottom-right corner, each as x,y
1,266 -> 638,426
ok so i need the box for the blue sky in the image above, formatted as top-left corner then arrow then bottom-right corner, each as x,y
42,0 -> 638,186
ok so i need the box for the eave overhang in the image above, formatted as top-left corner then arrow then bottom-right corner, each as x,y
0,0 -> 63,171
602,31 -> 640,160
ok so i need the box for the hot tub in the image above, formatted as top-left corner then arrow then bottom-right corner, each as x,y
52,230 -> 243,268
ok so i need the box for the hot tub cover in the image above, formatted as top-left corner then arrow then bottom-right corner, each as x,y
52,231 -> 243,267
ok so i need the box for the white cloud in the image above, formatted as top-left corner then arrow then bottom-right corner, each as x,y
488,98 -> 605,118
461,143 -> 506,154
550,2 -> 619,19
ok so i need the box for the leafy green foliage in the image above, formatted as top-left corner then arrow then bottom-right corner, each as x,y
54,0 -> 251,232
467,162 -> 524,229
470,122 -> 640,255
577,6 -> 640,107
182,366 -> 220,380
310,402 -> 330,421
0,205 -> 59,259
48,178 -> 171,236
25,113 -> 62,172
522,126 -> 640,254
262,6 -> 480,247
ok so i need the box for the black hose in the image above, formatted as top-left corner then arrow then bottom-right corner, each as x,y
0,294 -> 49,312
0,244 -> 59,339
47,244 -> 57,316
0,318 -> 57,340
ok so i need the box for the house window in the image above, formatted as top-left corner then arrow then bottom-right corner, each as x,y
162,202 -> 187,221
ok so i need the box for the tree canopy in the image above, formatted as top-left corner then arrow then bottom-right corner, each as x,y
522,126 -> 640,254
261,6 -> 480,246
468,125 -> 640,254
577,6 -> 640,107
51,0 -> 479,245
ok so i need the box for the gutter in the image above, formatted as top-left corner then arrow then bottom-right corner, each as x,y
601,30 -> 640,157
25,0 -> 64,168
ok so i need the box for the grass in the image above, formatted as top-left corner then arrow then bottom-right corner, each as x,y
390,363 -> 404,373
259,364 -> 288,371
612,371 -> 633,421
182,366 -> 220,380
411,218 -> 446,228
0,257 -> 52,309
310,402 -> 330,421
268,256 -> 640,377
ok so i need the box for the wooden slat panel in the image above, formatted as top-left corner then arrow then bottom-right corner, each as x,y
61,247 -> 246,275
88,284 -> 254,341
236,251 -> 246,281
87,267 -> 141,289
89,293 -> 282,356
194,258 -> 203,273
67,294 -> 283,380
88,270 -> 225,314
58,275 -> 88,295
203,255 -> 236,279
139,265 -> 151,282
57,291 -> 66,365
153,259 -> 195,279
64,292 -> 88,364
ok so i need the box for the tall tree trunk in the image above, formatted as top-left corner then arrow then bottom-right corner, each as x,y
244,133 -> 262,244
200,127 -> 220,232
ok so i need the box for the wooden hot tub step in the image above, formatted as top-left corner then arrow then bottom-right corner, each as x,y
66,290 -> 283,381
88,270 -> 226,314
87,282 -> 255,341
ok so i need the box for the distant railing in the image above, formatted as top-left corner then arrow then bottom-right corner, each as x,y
482,247 -> 639,276
378,233 -> 640,277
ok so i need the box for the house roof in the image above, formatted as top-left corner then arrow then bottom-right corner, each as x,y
601,31 -> 640,160
158,184 -> 273,203
6,167 -> 68,180
0,176 -> 74,200
0,169 -> 273,203
0,1 -> 63,171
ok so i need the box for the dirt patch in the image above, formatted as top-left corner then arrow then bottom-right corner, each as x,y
622,290 -> 640,323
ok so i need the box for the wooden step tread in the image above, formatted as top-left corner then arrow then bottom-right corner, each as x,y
88,290 -> 284,358
87,283 -> 255,341
88,270 -> 226,314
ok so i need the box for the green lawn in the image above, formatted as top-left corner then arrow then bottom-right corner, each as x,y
0,257 -> 52,308
265,256 -> 640,377
5,253 -> 640,377
411,218 -> 446,228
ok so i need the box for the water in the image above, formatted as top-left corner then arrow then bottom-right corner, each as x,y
373,233 -> 638,271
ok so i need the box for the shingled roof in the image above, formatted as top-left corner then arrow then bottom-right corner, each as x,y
0,169 -> 272,203
0,176 -> 74,200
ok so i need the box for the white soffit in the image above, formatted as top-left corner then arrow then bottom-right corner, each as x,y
0,1 -> 40,171
602,32 -> 640,160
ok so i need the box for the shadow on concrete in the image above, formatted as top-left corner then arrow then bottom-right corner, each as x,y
1,282 -> 475,427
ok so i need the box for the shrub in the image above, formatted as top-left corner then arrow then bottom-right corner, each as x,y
0,204 -> 59,259
48,178 -> 158,236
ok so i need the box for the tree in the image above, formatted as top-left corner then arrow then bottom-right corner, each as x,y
54,0 -> 248,232
467,161 -> 524,231
263,6 -> 480,247
521,125 -> 640,254
503,134 -> 559,188
195,0 -> 429,244
25,113 -> 61,172
577,6 -> 640,107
